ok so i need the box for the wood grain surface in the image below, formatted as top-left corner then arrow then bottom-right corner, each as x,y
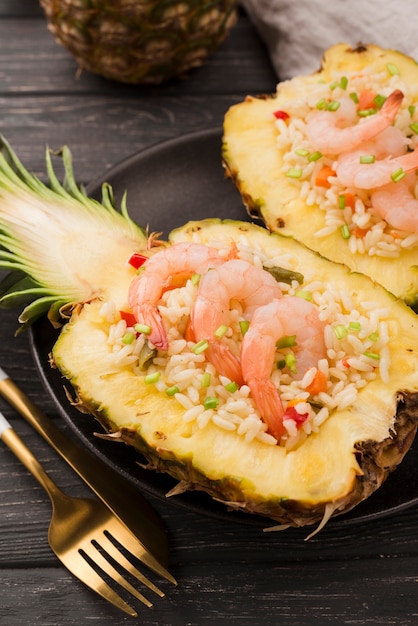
1,3 -> 418,625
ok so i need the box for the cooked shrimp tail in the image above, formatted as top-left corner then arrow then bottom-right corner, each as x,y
247,378 -> 285,441
206,343 -> 244,386
135,302 -> 169,350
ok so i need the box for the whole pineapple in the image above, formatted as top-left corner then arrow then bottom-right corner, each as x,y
39,0 -> 237,84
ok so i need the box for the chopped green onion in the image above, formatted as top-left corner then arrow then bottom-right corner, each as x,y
239,320 -> 250,336
166,385 -> 179,396
308,151 -> 323,162
295,148 -> 310,157
214,324 -> 228,339
331,77 -> 348,90
349,321 -> 361,331
349,92 -> 359,104
134,322 -> 151,335
201,372 -> 211,387
363,351 -> 380,360
333,324 -> 348,339
409,122 -> 418,135
359,154 -> 376,164
338,194 -> 346,210
373,94 -> 387,109
225,381 -> 239,393
316,98 -> 328,110
368,332 -> 379,342
391,167 -> 406,183
409,105 -> 416,117
386,63 -> 400,76
339,76 -> 348,90
122,331 -> 135,345
204,396 -> 219,410
284,353 -> 297,373
340,224 -> 350,240
327,100 -> 341,111
192,339 -> 209,354
191,273 -> 201,286
145,371 -> 161,384
295,289 -> 312,301
286,167 -> 303,179
276,335 -> 297,349
358,108 -> 377,117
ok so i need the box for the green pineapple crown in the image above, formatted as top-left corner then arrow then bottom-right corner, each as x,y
0,135 -> 147,330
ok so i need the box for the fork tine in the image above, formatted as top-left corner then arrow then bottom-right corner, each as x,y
55,550 -> 138,617
99,530 -> 165,597
80,543 -> 154,608
105,517 -> 178,586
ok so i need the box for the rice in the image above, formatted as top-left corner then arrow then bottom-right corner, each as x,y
99,240 -> 393,450
275,68 -> 418,257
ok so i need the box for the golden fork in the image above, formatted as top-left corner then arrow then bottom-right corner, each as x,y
0,366 -> 170,572
0,410 -> 176,617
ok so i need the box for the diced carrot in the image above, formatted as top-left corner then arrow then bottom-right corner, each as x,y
305,370 -> 328,395
315,165 -> 335,188
341,192 -> 356,211
358,89 -> 377,110
353,226 -> 369,238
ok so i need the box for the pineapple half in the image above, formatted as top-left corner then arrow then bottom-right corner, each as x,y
1,136 -> 418,529
40,0 -> 237,85
222,43 -> 418,307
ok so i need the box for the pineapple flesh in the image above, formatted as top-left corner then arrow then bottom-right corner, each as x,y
39,0 -> 237,84
222,44 -> 418,307
1,137 -> 418,528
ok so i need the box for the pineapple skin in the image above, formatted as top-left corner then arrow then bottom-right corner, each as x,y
40,0 -> 238,84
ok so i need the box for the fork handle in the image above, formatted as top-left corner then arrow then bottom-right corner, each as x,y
0,368 -> 170,570
0,411 -> 60,502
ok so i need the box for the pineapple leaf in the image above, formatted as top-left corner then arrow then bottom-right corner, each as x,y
0,135 -> 148,327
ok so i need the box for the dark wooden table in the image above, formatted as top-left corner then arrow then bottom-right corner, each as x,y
1,3 -> 418,625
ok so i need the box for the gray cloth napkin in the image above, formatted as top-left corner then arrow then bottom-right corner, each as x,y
241,0 -> 418,80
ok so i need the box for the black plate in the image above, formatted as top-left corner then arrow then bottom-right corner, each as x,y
30,128 -> 418,528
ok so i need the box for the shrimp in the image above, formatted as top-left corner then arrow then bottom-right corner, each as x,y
191,259 -> 283,384
240,297 -> 326,441
371,173 -> 418,231
128,242 -> 227,350
336,142 -> 418,189
305,89 -> 403,155
239,300 -> 286,440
